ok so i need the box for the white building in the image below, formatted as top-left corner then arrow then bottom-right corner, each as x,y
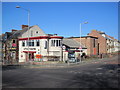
18,25 -> 63,62
113,40 -> 120,52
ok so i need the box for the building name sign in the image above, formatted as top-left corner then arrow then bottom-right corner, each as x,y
24,48 -> 36,50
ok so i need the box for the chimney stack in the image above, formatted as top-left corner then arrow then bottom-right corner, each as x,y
54,34 -> 57,36
22,25 -> 28,29
12,29 -> 18,32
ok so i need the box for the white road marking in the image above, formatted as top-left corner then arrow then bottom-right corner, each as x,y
96,68 -> 103,70
96,73 -> 103,75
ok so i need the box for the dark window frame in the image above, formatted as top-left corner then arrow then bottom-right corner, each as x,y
93,39 -> 95,47
44,41 -> 47,49
31,40 -> 34,46
13,39 -> 16,43
22,41 -> 25,46
36,31 -> 38,34
36,40 -> 40,46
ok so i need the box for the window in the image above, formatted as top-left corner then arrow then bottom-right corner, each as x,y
22,41 -> 25,46
93,39 -> 95,47
44,41 -> 47,49
51,40 -> 55,46
36,31 -> 38,34
51,40 -> 54,46
13,40 -> 16,43
59,40 -> 61,46
31,40 -> 34,46
26,40 -> 35,46
36,40 -> 40,46
29,40 -> 32,46
51,40 -> 61,47
56,40 -> 59,46
53,40 -> 55,46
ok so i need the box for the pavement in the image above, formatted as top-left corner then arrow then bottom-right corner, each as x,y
2,55 -> 119,70
14,55 -> 119,68
2,55 -> 120,88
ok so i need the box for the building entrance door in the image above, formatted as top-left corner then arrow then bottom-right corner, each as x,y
29,53 -> 34,61
25,53 -> 34,61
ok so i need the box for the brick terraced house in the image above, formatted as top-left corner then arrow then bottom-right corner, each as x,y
2,25 -> 119,64
2,25 -> 29,64
88,30 -> 120,54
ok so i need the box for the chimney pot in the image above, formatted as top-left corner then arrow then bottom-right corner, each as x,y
54,34 -> 57,36
12,29 -> 18,32
22,25 -> 28,29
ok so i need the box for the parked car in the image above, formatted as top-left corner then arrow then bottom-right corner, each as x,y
69,58 -> 76,63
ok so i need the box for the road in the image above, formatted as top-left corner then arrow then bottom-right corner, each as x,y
2,56 -> 120,88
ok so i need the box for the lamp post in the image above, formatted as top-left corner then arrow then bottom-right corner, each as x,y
16,6 -> 30,63
79,22 -> 88,63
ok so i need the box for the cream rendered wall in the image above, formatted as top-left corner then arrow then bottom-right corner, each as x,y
49,39 -> 62,56
106,39 -> 114,53
114,41 -> 120,52
63,52 -> 68,62
19,39 -> 48,62
19,40 -> 26,62
19,25 -> 63,62
21,25 -> 46,38
40,39 -> 48,56
19,38 -> 63,62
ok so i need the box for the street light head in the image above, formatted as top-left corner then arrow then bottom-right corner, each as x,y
16,6 -> 20,8
84,22 -> 88,24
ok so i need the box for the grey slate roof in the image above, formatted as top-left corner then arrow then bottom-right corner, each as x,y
68,36 -> 98,39
7,26 -> 33,40
62,38 -> 86,48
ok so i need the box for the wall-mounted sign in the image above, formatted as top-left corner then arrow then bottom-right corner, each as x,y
24,48 -> 36,50
12,43 -> 16,47
36,54 -> 42,58
62,46 -> 66,49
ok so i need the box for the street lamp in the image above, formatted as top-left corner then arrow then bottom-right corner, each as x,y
79,22 -> 88,62
16,6 -> 30,63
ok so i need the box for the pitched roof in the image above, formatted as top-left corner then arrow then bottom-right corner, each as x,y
68,36 -> 98,39
62,38 -> 86,48
7,26 -> 33,40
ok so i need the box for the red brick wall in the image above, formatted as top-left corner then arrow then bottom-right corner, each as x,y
72,37 -> 98,56
88,30 -> 107,54
21,25 -> 28,29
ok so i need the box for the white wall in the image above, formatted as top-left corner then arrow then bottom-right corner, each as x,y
19,38 -> 63,62
21,25 -> 46,38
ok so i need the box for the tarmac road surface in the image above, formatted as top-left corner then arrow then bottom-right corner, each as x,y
2,56 -> 120,88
